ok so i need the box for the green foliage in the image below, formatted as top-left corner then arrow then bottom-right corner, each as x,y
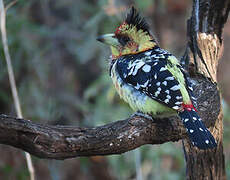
0,164 -> 29,180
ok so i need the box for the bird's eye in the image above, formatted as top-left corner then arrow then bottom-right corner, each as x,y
119,36 -> 130,46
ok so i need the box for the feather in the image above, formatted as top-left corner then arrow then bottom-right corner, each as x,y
125,7 -> 150,34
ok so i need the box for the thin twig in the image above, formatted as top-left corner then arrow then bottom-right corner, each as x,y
135,149 -> 143,180
0,1 -> 35,180
5,0 -> 18,12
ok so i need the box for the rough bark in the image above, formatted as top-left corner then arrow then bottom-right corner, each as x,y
182,0 -> 230,179
0,114 -> 183,159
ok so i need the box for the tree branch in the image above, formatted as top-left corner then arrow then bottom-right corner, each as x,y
0,77 -> 220,160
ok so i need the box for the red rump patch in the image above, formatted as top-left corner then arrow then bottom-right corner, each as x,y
182,103 -> 198,112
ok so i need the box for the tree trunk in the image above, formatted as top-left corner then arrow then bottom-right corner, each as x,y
182,0 -> 230,179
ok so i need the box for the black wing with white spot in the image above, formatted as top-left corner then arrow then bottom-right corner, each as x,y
115,49 -> 183,110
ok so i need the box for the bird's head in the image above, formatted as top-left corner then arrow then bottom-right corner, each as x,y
97,7 -> 157,59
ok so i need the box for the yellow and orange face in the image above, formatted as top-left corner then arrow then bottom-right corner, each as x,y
97,7 -> 157,59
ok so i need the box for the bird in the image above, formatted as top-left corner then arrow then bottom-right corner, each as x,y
97,7 -> 217,149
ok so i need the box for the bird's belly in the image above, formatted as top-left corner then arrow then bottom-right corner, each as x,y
111,66 -> 175,117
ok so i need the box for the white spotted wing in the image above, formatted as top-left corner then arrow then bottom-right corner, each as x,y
115,48 -> 184,110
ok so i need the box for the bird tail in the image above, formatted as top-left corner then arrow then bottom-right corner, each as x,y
178,109 -> 217,149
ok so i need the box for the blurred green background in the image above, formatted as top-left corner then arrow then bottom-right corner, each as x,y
0,0 -> 229,179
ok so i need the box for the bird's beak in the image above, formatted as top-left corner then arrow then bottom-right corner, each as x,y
97,33 -> 120,47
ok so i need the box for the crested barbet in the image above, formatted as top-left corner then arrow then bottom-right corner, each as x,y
97,7 -> 217,149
